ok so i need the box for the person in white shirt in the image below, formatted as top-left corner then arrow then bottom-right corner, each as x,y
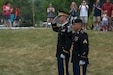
79,0 -> 89,30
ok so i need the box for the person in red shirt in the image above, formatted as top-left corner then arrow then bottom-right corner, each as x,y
102,0 -> 113,31
2,1 -> 12,27
15,6 -> 21,27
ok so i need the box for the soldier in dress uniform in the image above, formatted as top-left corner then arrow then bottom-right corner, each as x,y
71,18 -> 89,75
51,10 -> 73,75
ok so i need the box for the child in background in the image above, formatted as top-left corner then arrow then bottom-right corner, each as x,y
10,7 -> 14,26
111,15 -> 113,31
111,12 -> 113,31
15,6 -> 20,27
101,11 -> 108,32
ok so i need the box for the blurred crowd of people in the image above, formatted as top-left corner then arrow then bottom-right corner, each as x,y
1,1 -> 20,27
46,0 -> 113,32
1,0 -> 113,31
92,0 -> 113,32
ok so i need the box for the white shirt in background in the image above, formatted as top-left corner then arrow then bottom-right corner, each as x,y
102,14 -> 108,21
79,5 -> 89,17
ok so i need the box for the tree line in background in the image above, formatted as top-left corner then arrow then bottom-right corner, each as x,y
0,0 -> 112,26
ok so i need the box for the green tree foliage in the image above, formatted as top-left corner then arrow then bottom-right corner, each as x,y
0,0 -> 4,12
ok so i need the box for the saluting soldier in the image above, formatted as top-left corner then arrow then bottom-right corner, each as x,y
71,18 -> 89,75
51,10 -> 72,75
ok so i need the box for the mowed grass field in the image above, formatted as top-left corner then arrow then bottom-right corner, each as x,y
0,28 -> 113,75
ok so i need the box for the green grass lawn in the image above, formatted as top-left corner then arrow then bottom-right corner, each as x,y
0,28 -> 113,75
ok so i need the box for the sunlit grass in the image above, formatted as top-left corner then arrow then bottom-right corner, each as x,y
0,28 -> 113,75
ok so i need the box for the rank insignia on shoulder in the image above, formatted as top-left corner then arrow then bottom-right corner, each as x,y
83,39 -> 87,44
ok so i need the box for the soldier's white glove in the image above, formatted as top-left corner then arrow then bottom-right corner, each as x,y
67,25 -> 72,32
60,54 -> 65,59
52,16 -> 58,24
79,60 -> 86,65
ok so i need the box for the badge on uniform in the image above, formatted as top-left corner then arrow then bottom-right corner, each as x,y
74,36 -> 79,42
83,39 -> 87,44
